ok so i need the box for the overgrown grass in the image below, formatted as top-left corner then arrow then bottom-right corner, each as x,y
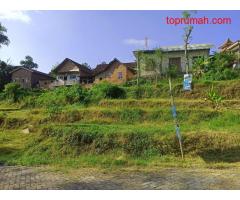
1,79 -> 240,171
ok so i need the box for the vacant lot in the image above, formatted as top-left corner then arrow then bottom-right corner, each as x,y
1,80 -> 240,189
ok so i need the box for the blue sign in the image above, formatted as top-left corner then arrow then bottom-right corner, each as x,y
183,74 -> 192,91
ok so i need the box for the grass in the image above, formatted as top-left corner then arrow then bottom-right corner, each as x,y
1,80 -> 240,171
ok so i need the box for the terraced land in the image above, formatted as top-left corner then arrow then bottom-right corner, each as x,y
1,97 -> 240,189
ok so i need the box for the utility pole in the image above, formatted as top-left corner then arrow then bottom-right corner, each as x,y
145,37 -> 148,50
168,76 -> 184,159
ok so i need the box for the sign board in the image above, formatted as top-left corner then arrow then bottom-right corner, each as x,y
183,74 -> 192,91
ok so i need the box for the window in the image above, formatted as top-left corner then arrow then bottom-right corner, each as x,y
118,72 -> 123,80
58,76 -> 64,80
70,75 -> 77,80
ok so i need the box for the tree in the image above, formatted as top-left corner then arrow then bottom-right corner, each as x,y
182,11 -> 195,74
135,51 -> 144,87
20,56 -> 38,69
0,60 -> 14,91
141,48 -> 163,84
81,62 -> 91,69
49,62 -> 59,77
0,23 -> 12,91
0,22 -> 10,48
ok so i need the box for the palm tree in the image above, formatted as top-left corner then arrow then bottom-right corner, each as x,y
0,22 -> 10,48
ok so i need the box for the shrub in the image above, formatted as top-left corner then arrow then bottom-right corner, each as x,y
89,82 -> 126,102
36,85 -> 89,107
3,83 -> 22,102
207,85 -> 223,110
166,65 -> 178,78
199,52 -> 240,81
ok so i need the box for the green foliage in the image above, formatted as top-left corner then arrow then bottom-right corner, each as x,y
123,132 -> 152,156
3,83 -> 23,102
192,57 -> 209,79
196,52 -> 240,81
0,22 -> 10,48
46,104 -> 63,118
207,85 -> 223,110
89,82 -> 126,102
20,55 -> 38,69
166,65 -> 178,78
36,85 -> 89,107
119,108 -> 144,123
0,60 -> 14,91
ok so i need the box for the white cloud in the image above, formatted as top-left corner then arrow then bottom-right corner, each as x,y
123,38 -> 156,47
0,11 -> 31,23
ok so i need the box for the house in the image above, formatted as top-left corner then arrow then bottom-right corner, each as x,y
219,38 -> 240,53
10,67 -> 54,89
134,43 -> 212,76
219,38 -> 240,68
93,58 -> 136,84
52,58 -> 93,87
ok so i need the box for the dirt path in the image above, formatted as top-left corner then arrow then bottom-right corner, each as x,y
1,165 -> 240,189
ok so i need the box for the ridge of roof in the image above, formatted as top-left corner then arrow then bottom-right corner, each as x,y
54,58 -> 92,74
134,43 -> 213,54
219,38 -> 234,49
93,58 -> 121,76
10,66 -> 54,79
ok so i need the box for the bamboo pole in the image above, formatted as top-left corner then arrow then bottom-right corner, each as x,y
168,77 -> 184,159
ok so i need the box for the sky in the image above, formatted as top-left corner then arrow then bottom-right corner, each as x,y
0,10 -> 239,73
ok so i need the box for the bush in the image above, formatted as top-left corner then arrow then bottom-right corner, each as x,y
207,85 -> 223,110
199,52 -> 240,81
89,82 -> 126,102
3,83 -> 22,102
36,85 -> 89,107
166,65 -> 178,78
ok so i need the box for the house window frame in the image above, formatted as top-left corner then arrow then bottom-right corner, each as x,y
69,74 -> 77,80
118,72 -> 123,80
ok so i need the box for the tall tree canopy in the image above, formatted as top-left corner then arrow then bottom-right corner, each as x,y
20,56 -> 38,69
0,22 -> 10,48
182,11 -> 196,74
0,60 -> 14,91
0,22 -> 11,91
